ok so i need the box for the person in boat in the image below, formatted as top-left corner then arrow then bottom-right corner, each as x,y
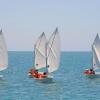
37,72 -> 47,78
29,68 -> 47,78
89,69 -> 95,74
33,69 -> 39,78
29,68 -> 38,77
43,72 -> 47,77
29,68 -> 35,74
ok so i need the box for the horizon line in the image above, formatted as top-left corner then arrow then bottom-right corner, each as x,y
7,50 -> 92,52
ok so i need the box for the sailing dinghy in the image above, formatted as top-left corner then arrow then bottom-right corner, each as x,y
84,34 -> 100,77
29,28 -> 60,79
0,29 -> 8,77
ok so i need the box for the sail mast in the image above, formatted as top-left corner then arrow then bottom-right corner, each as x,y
33,44 -> 36,67
45,42 -> 48,73
92,45 -> 94,70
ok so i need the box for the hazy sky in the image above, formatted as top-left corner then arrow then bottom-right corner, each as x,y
0,0 -> 100,51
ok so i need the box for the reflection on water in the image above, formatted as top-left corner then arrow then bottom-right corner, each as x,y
33,78 -> 62,100
0,76 -> 7,87
0,76 -> 9,100
35,78 -> 55,84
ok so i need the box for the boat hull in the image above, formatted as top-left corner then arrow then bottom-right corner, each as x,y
28,73 -> 53,83
84,69 -> 96,78
84,72 -> 100,79
84,73 -> 96,78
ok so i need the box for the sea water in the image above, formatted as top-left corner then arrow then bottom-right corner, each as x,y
0,52 -> 100,100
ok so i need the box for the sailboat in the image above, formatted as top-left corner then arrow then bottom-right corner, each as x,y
0,29 -> 8,77
29,28 -> 60,79
84,34 -> 100,77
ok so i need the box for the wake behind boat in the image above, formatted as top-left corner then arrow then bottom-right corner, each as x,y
84,34 -> 100,77
0,29 -> 8,77
29,28 -> 60,80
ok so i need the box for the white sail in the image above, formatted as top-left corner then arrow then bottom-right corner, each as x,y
92,34 -> 100,70
47,28 -> 60,73
34,32 -> 47,70
0,30 -> 8,71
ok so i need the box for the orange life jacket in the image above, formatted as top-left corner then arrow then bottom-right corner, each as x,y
29,69 -> 47,78
37,73 -> 47,78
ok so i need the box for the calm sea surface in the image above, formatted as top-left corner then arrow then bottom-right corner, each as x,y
0,51 -> 100,100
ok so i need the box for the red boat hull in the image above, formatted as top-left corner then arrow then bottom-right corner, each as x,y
84,70 -> 95,77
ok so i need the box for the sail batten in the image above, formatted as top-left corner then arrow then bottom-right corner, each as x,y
35,48 -> 46,58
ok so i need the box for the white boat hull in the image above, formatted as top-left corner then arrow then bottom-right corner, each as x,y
95,72 -> 100,75
28,73 -> 53,83
35,75 -> 54,83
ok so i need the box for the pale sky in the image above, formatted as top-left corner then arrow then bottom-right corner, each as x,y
0,0 -> 100,51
